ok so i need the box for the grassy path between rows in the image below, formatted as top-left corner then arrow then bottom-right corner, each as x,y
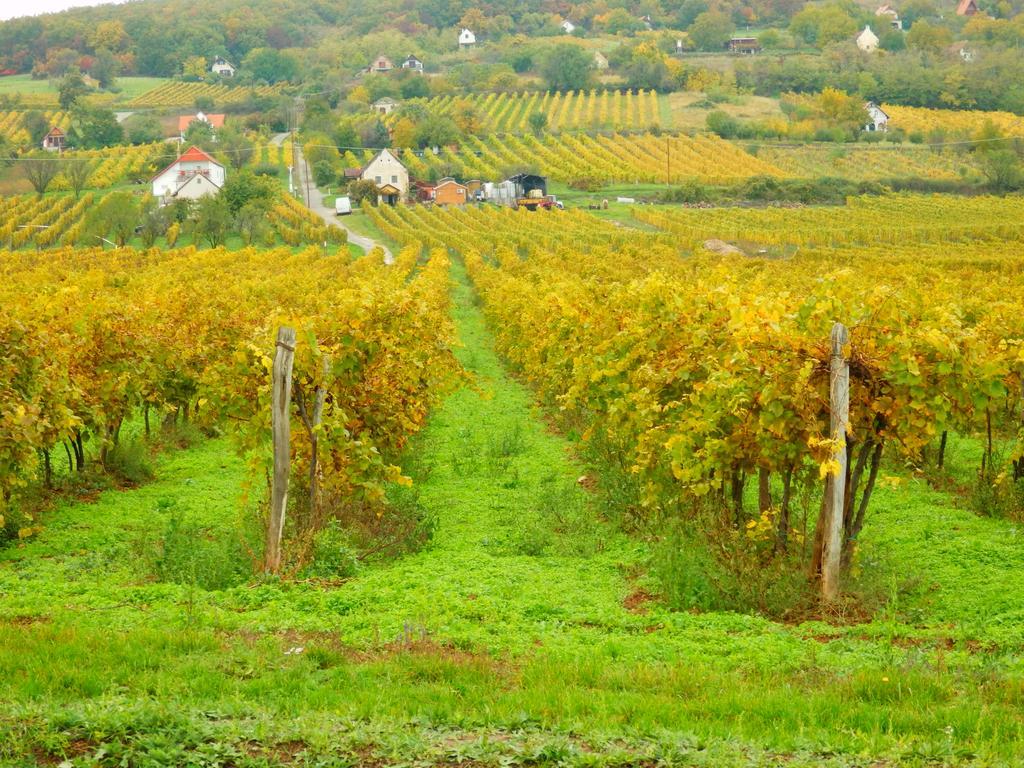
1,260 -> 1023,765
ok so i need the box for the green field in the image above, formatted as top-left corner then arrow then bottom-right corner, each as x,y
0,75 -> 168,103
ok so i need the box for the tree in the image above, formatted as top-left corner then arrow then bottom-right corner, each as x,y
99,190 -> 138,244
215,127 -> 255,169
235,200 -> 270,245
221,170 -> 278,214
624,43 -> 669,90
390,117 -> 417,148
541,43 -> 593,91
138,201 -> 168,247
706,110 -> 739,138
242,48 -> 299,84
23,111 -> 51,145
689,11 -> 734,51
58,71 -> 89,111
313,160 -> 336,186
123,113 -> 163,144
400,77 -> 430,99
979,149 -> 1023,192
528,111 -> 548,134
906,20 -> 953,53
347,179 -> 380,206
192,194 -> 232,247
91,48 -> 120,90
415,115 -> 460,149
64,157 -> 93,198
194,94 -> 215,112
73,107 -> 124,149
183,56 -> 208,80
789,5 -> 857,47
23,156 -> 60,196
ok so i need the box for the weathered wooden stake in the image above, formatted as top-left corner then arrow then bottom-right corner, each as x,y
266,326 -> 296,574
822,322 -> 850,602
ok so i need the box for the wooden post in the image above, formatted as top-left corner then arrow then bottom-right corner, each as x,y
266,326 -> 296,574
822,322 -> 849,602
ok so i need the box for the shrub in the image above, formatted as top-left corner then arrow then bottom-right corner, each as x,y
152,509 -> 250,590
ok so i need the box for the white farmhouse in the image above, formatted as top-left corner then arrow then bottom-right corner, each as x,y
864,101 -> 889,132
360,148 -> 409,206
857,25 -> 880,53
151,145 -> 226,201
459,28 -> 476,49
401,54 -> 424,72
561,20 -> 576,34
211,57 -> 236,77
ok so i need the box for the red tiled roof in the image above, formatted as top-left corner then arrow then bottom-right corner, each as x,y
44,126 -> 66,138
151,145 -> 223,182
956,0 -> 978,14
178,113 -> 226,132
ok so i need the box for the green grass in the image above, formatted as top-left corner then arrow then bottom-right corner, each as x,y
2,259 -> 1024,765
0,75 -> 167,105
0,74 -> 58,96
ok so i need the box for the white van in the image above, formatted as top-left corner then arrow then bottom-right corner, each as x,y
335,195 -> 352,215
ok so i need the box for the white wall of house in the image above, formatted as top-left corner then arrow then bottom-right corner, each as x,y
171,172 -> 222,200
152,158 -> 226,198
360,149 -> 409,200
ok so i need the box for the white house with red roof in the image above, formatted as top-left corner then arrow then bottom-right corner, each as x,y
151,145 -> 226,201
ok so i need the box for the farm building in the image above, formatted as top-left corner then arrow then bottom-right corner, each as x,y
178,111 -> 225,139
343,167 -> 363,181
41,126 -> 66,151
465,179 -> 483,199
459,29 -> 476,49
151,145 -> 225,201
508,173 -> 547,198
594,51 -> 609,70
413,180 -> 436,202
401,55 -> 424,72
856,26 -> 880,53
361,148 -> 409,206
372,97 -> 399,115
561,20 -> 576,34
725,37 -> 761,54
211,57 -> 235,77
864,102 -> 889,132
369,54 -> 394,73
956,0 -> 979,15
434,178 -> 468,206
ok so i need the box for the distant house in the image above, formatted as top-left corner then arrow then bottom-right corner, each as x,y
639,15 -> 653,30
369,54 -> 394,73
372,97 -> 399,115
675,38 -> 685,53
360,148 -> 409,205
434,178 -> 468,206
151,145 -> 225,200
401,54 -> 424,72
561,19 -> 576,34
413,180 -> 436,202
875,5 -> 903,30
864,101 -> 889,132
465,179 -> 483,199
178,111 -> 226,139
211,57 -> 236,77
459,28 -> 476,49
954,44 -> 976,61
594,51 -> 609,70
41,126 -> 66,152
956,0 -> 979,15
343,167 -> 363,181
725,37 -> 761,54
856,25 -> 880,53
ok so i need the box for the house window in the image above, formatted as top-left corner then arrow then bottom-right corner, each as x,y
391,175 -> 398,183
375,175 -> 382,183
